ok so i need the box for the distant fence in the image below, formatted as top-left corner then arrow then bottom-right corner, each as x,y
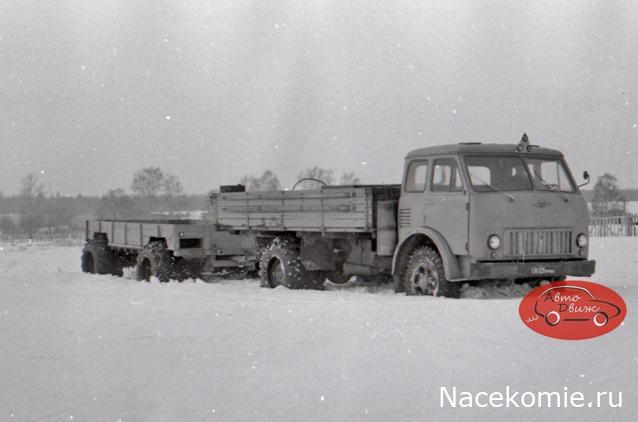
589,216 -> 638,237
0,232 -> 84,244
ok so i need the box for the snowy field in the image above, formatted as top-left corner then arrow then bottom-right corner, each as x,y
0,239 -> 636,421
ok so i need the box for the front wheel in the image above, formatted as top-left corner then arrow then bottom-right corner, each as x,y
403,246 -> 460,298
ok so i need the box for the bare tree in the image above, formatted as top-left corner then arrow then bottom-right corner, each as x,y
162,173 -> 184,212
592,173 -> 624,217
20,173 -> 44,199
18,173 -> 46,236
131,167 -> 185,212
162,173 -> 184,197
131,167 -> 164,198
296,166 -> 335,189
339,172 -> 361,185
241,170 -> 282,191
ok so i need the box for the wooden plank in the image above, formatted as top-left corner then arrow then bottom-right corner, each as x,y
113,225 -> 126,244
212,185 -> 395,232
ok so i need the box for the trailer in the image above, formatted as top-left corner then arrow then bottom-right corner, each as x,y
84,219 -> 207,257
83,185 -> 400,285
82,136 -> 596,297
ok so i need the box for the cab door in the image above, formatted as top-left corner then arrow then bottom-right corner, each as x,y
425,157 -> 469,255
397,159 -> 429,240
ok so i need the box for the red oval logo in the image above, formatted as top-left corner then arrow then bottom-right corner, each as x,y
519,280 -> 627,340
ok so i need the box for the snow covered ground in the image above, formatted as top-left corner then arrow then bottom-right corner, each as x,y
0,238 -> 636,421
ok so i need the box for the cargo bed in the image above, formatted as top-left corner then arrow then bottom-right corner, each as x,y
210,185 -> 400,232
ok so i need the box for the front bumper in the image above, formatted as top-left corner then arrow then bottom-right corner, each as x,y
467,259 -> 596,280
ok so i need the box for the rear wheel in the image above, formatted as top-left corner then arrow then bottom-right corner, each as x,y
81,240 -> 122,276
135,241 -> 174,282
259,237 -> 325,290
403,246 -> 460,298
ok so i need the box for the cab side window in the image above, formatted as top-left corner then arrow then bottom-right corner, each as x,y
432,159 -> 464,192
405,160 -> 428,192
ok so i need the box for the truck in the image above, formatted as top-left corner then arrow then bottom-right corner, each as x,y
81,135 -> 595,297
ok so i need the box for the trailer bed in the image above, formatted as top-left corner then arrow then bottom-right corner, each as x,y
85,219 -> 207,254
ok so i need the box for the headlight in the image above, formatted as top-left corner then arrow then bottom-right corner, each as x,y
488,234 -> 501,250
576,233 -> 588,248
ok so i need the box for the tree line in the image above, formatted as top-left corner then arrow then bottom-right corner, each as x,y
0,167 -> 193,237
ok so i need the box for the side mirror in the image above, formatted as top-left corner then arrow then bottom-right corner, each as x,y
578,171 -> 590,188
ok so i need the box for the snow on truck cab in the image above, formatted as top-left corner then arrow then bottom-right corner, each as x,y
82,134 -> 594,298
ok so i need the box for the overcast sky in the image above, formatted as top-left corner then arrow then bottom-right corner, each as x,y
1,0 -> 637,195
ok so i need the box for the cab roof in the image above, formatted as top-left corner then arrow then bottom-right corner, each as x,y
405,143 -> 564,159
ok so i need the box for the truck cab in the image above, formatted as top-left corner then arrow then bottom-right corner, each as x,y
394,136 -> 595,297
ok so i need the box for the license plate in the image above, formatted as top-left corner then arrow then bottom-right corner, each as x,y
531,266 -> 556,275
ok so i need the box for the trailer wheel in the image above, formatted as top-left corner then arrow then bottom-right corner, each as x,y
135,241 -> 174,283
403,246 -> 459,298
81,240 -> 122,276
259,237 -> 324,290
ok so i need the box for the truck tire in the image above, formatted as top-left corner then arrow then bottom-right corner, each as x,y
259,237 -> 325,290
403,246 -> 460,298
135,241 -> 174,283
81,240 -> 122,276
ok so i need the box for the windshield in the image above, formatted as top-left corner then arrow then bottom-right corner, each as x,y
465,156 -> 533,192
526,158 -> 576,192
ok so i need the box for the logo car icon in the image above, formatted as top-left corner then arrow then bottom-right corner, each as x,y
533,285 -> 622,328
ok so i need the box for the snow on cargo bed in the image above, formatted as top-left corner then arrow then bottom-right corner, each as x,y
0,238 -> 636,421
